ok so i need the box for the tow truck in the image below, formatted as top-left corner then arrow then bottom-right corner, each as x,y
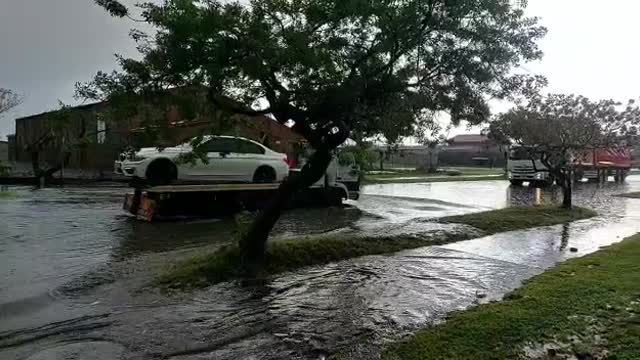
123,159 -> 361,221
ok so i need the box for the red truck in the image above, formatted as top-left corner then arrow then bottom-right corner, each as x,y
573,148 -> 632,182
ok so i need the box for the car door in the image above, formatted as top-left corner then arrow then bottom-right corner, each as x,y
226,138 -> 267,181
186,137 -> 229,179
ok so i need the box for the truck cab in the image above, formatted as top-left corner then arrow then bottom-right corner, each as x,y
507,146 -> 553,186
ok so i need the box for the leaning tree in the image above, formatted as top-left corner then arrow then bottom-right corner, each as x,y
81,0 -> 546,265
490,94 -> 640,208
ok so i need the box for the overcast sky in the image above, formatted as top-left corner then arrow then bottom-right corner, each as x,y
1,0 -> 640,140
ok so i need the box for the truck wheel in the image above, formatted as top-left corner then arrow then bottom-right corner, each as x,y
146,159 -> 177,186
253,166 -> 276,183
509,179 -> 523,186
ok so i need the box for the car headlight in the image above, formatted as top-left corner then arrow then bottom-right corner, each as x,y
535,173 -> 542,179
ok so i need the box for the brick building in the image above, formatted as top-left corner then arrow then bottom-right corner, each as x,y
10,100 -> 301,174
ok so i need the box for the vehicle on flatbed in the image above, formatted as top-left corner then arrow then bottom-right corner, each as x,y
115,135 -> 290,186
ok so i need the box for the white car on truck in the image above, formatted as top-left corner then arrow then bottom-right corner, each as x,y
115,135 -> 291,185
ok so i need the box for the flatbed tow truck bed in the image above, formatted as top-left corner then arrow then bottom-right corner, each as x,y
124,181 -> 355,222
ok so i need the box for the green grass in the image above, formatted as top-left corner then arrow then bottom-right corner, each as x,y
384,232 -> 640,360
444,167 -> 506,176
158,206 -> 596,290
364,174 -> 505,185
364,167 -> 505,184
0,191 -> 18,198
616,191 -> 640,199
441,206 -> 597,233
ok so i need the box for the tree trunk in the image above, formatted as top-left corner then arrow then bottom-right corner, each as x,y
31,150 -> 71,188
30,151 -> 45,188
240,147 -> 334,268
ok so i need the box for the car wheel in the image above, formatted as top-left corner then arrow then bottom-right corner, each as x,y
253,166 -> 276,183
146,159 -> 177,186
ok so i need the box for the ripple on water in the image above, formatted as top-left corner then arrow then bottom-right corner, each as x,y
24,341 -> 125,360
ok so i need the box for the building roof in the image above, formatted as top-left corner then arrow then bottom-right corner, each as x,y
449,134 -> 489,144
15,101 -> 105,122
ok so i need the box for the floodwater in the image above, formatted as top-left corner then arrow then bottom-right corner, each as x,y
2,178 -> 640,359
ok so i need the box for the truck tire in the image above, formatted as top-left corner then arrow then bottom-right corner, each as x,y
509,179 -> 523,186
614,170 -> 629,183
146,159 -> 177,186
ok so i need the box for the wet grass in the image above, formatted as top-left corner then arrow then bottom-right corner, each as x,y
440,206 -> 596,233
364,167 -> 505,184
0,191 -> 18,198
157,233 -> 471,290
384,232 -> 640,360
364,174 -> 505,185
158,206 -> 596,290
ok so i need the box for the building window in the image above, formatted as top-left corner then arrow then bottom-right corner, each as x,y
97,120 -> 106,144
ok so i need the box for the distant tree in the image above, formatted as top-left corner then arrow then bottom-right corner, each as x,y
414,112 -> 448,172
337,143 -> 380,172
490,94 -> 640,208
82,0 -> 547,267
0,88 -> 22,116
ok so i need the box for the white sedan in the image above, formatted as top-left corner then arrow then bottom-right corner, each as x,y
115,135 -> 291,185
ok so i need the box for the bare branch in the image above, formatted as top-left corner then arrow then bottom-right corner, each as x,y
94,0 -> 128,18
0,88 -> 23,115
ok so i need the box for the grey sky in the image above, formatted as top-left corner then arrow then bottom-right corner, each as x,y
1,0 -> 639,140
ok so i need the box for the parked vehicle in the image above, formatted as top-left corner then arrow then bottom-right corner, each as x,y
573,148 -> 632,182
507,145 -> 631,186
115,135 -> 290,185
295,145 -> 362,200
507,146 -> 553,186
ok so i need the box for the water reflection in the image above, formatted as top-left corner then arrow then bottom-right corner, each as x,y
110,206 -> 365,260
559,223 -> 570,251
506,181 -> 632,209
506,185 -> 561,206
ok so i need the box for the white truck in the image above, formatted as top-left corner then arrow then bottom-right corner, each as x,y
507,146 -> 554,186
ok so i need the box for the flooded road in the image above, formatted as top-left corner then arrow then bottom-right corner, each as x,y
2,178 -> 640,359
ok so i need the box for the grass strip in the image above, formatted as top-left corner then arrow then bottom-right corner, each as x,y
363,174 -> 505,185
616,191 -> 640,199
0,191 -> 17,198
384,232 -> 640,360
440,206 -> 596,233
158,206 -> 596,290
